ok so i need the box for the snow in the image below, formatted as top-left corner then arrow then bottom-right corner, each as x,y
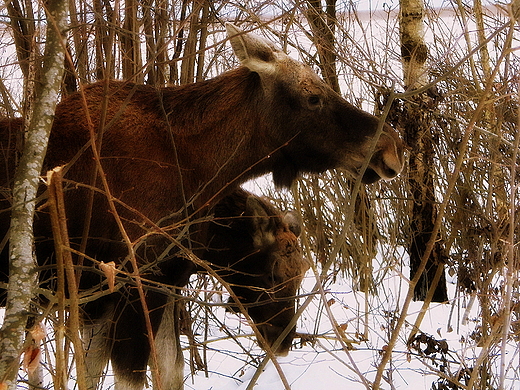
178,267 -> 483,390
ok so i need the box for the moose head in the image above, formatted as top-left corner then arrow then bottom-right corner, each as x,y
205,189 -> 308,355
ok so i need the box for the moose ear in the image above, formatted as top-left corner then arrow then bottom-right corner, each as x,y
283,211 -> 302,238
225,23 -> 279,75
245,195 -> 276,249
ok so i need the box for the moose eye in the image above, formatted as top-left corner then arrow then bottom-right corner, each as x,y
307,95 -> 321,108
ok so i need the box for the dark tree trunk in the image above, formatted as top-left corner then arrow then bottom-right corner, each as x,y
400,0 -> 447,302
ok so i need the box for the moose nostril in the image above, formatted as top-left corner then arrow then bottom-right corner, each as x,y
386,168 -> 398,178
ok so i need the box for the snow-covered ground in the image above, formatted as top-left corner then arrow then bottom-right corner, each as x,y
180,264 -> 484,390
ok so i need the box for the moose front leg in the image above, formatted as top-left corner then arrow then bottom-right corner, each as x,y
151,297 -> 185,390
82,316 -> 111,390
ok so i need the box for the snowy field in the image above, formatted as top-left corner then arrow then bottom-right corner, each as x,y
180,264 -> 483,390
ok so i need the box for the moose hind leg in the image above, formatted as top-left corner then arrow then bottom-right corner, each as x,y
151,297 -> 185,390
110,315 -> 150,390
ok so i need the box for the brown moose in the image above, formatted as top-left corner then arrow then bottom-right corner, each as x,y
79,188 -> 306,390
0,23 -> 403,390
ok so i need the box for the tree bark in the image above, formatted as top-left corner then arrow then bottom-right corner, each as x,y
121,0 -> 142,82
180,1 -> 204,85
5,0 -> 37,80
400,0 -> 448,302
94,0 -> 115,80
304,0 -> 340,93
0,0 -> 69,387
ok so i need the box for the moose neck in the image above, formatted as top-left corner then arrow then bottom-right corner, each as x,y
160,68 -> 282,208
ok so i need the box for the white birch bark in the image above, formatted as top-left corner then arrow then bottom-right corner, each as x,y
399,0 -> 428,90
0,0 -> 69,387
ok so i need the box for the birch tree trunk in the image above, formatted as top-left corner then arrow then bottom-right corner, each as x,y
400,0 -> 448,302
0,0 -> 69,387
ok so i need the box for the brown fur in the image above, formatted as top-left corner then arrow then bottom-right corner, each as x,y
0,116 -> 307,388
205,188 -> 307,355
78,189 -> 305,389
